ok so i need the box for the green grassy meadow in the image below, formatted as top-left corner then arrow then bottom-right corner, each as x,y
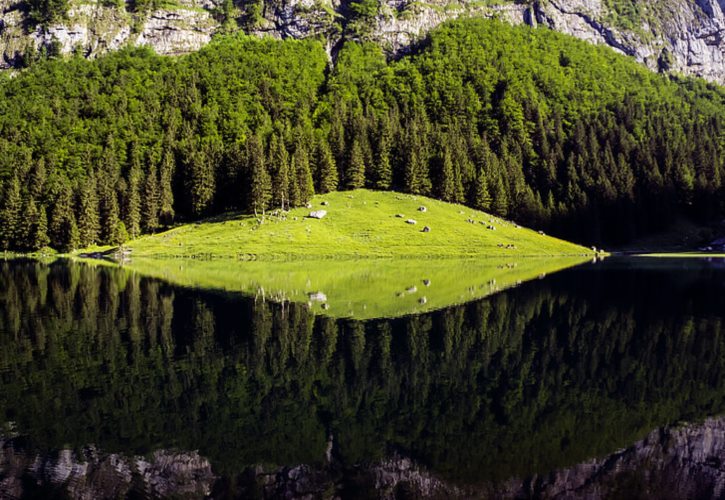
114,190 -> 594,259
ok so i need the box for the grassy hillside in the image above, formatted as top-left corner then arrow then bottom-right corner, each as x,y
116,190 -> 593,259
118,256 -> 590,319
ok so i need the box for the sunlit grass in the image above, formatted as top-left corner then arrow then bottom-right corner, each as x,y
118,190 -> 594,259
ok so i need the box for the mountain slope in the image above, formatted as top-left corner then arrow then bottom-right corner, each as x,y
2,0 -> 725,84
1,19 -> 723,252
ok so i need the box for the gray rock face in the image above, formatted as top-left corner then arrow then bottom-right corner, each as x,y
2,0 -> 725,83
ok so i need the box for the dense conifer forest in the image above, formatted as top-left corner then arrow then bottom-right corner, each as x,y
0,19 -> 723,251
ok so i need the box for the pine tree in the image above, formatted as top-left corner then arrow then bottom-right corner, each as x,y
346,139 -> 366,189
77,175 -> 100,247
269,134 -> 290,210
490,172 -> 509,217
439,147 -> 455,202
374,115 -> 393,190
34,205 -> 50,250
473,168 -> 492,211
247,135 -> 272,215
115,221 -> 129,245
292,139 -> 314,205
142,161 -> 160,233
0,176 -> 21,250
21,198 -> 50,251
50,184 -> 80,251
159,148 -> 175,225
317,138 -> 338,194
28,158 -> 47,201
99,176 -> 121,245
125,167 -> 141,240
184,143 -> 215,217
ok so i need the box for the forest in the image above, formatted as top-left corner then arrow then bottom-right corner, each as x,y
0,18 -> 724,251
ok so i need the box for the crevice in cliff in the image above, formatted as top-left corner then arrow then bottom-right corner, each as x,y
534,0 -> 637,57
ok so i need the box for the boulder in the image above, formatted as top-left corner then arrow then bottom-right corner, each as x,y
422,226 -> 431,233
418,206 -> 427,212
395,214 -> 405,218
321,201 -> 329,206
423,279 -> 431,286
308,210 -> 327,219
406,219 -> 417,225
308,292 -> 327,302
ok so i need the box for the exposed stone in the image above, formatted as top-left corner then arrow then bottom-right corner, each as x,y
422,226 -> 430,232
405,219 -> 416,225
308,291 -> 327,302
308,210 -> 327,219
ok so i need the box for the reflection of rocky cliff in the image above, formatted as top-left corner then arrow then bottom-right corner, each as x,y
503,416 -> 725,499
5,416 -> 725,498
0,439 -> 216,499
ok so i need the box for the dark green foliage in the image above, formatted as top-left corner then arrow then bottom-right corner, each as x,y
292,138 -> 315,205
49,184 -> 80,252
247,135 -> 272,214
142,162 -> 160,233
77,175 -> 101,247
0,21 -> 724,250
269,134 -> 290,210
346,139 -> 366,189
0,177 -> 21,250
316,138 -> 339,194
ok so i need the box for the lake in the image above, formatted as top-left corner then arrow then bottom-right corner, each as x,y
1,256 -> 724,499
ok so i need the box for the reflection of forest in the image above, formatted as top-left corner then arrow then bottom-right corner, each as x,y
1,259 -> 724,485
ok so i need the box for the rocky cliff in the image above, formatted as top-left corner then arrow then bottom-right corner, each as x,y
2,0 -> 725,84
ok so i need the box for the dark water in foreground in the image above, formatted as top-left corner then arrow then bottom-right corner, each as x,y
1,257 -> 725,499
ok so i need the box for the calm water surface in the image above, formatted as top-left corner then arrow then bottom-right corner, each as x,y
1,257 -> 725,499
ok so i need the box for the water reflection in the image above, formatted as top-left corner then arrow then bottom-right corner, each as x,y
0,257 -> 724,498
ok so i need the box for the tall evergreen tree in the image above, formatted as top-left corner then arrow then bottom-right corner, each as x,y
374,115 -> 393,190
184,140 -> 216,217
439,146 -> 455,202
50,184 -> 80,252
346,139 -> 366,189
77,175 -> 100,247
0,176 -> 21,250
292,139 -> 314,205
317,138 -> 338,194
159,148 -> 176,226
247,135 -> 272,215
473,168 -> 492,211
24,198 -> 50,250
269,134 -> 290,210
99,176 -> 121,245
142,162 -> 160,233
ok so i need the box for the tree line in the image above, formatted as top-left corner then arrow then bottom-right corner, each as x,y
0,19 -> 724,251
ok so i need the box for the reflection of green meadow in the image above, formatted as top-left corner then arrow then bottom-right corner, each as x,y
122,256 -> 590,319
